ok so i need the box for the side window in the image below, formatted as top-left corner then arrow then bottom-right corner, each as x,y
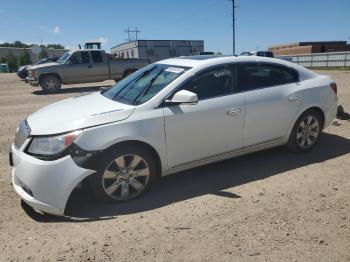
182,65 -> 236,100
91,51 -> 103,63
70,51 -> 90,64
238,63 -> 298,91
81,51 -> 90,63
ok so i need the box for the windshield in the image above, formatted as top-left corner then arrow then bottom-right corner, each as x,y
36,59 -> 45,65
102,64 -> 191,105
57,52 -> 70,64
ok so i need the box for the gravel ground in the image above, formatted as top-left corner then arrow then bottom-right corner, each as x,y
0,71 -> 349,262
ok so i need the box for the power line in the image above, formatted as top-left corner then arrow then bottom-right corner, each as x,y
124,27 -> 141,42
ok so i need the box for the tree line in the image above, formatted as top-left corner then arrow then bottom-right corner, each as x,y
0,51 -> 32,72
0,40 -> 64,49
0,41 -> 65,72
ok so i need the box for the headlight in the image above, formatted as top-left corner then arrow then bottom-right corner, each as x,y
28,70 -> 36,78
27,130 -> 82,156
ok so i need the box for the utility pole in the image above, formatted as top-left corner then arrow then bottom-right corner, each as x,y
231,0 -> 236,55
124,27 -> 141,42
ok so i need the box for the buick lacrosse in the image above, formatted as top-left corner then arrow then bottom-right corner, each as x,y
10,55 -> 338,215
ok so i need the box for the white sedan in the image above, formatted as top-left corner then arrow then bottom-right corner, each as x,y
10,55 -> 338,215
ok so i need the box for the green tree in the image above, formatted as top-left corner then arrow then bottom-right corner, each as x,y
19,50 -> 32,66
13,40 -> 29,48
46,44 -> 64,49
0,41 -> 65,49
38,48 -> 48,59
4,52 -> 19,72
0,41 -> 30,48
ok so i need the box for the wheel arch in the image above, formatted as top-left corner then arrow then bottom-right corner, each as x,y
39,72 -> 62,83
63,139 -> 163,214
86,139 -> 163,179
305,107 -> 325,129
287,106 -> 326,139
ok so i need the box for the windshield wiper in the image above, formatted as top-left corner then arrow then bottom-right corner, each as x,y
110,66 -> 157,100
134,66 -> 157,82
132,69 -> 164,105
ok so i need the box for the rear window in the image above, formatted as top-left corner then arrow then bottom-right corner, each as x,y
91,51 -> 103,63
238,63 -> 299,91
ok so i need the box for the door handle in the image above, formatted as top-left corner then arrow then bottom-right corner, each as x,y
227,109 -> 241,116
288,95 -> 299,102
88,65 -> 93,68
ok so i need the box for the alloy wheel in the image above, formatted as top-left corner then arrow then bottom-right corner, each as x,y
101,154 -> 150,200
46,78 -> 59,91
296,115 -> 320,149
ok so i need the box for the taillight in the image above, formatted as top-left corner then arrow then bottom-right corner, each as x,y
330,82 -> 337,95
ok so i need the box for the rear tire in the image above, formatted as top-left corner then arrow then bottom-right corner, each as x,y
89,145 -> 157,203
40,75 -> 61,93
287,110 -> 322,152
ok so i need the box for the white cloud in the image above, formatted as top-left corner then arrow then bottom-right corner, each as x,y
0,40 -> 4,44
40,25 -> 62,35
53,26 -> 61,34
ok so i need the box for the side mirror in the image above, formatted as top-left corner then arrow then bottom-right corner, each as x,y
164,90 -> 198,106
65,59 -> 72,65
100,86 -> 112,92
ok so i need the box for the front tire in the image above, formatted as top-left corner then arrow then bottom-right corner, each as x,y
89,145 -> 157,203
40,75 -> 61,93
287,110 -> 322,152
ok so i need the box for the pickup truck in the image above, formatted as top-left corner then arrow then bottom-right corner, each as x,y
26,50 -> 149,93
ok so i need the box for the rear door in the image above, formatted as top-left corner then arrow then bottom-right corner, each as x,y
238,62 -> 302,146
63,51 -> 95,83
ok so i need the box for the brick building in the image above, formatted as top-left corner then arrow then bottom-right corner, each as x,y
268,41 -> 350,56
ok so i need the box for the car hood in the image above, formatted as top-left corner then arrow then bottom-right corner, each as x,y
19,65 -> 30,71
27,92 -> 135,135
29,62 -> 60,70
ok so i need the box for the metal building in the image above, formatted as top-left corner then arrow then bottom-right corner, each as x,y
111,40 -> 204,63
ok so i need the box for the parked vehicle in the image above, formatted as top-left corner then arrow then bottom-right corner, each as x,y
17,57 -> 59,79
10,55 -> 338,215
240,50 -> 274,58
25,50 -> 149,93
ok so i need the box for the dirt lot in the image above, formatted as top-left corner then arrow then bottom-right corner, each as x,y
0,72 -> 349,262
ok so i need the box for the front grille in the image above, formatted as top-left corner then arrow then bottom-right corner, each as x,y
14,120 -> 31,149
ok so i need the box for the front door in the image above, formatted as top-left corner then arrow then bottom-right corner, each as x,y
63,51 -> 95,83
164,64 -> 245,168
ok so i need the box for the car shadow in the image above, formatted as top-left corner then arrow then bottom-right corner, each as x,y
32,85 -> 111,95
23,132 -> 350,222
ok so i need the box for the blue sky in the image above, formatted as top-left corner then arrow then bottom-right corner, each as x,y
0,0 -> 349,54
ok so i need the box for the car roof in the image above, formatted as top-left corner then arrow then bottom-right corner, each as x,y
158,55 -> 284,67
157,55 -> 318,80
